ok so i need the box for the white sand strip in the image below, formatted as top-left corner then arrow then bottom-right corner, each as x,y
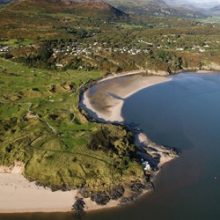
82,73 -> 177,168
0,164 -> 120,213
83,74 -> 171,122
0,163 -> 77,213
0,173 -> 77,213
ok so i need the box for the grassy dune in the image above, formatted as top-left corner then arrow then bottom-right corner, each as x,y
1,0 -> 220,197
0,58 -> 143,192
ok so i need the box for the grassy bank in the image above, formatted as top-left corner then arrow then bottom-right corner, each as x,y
0,57 -> 144,192
1,0 -> 220,201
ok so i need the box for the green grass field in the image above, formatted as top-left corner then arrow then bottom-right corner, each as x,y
0,57 -> 143,191
199,16 -> 220,24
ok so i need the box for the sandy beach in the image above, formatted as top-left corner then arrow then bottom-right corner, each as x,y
82,72 -> 177,167
0,162 -> 77,213
0,162 -> 120,213
82,73 -> 171,123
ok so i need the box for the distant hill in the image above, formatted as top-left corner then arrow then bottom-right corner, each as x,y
0,0 -> 13,4
0,0 -> 207,18
0,0 -> 128,39
165,0 -> 220,16
209,5 -> 220,15
212,5 -> 220,10
106,0 -> 206,18
2,0 -> 128,18
166,0 -> 220,9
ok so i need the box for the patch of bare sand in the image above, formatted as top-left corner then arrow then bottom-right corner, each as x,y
83,74 -> 171,122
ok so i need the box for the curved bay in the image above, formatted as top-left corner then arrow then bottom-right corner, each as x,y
3,72 -> 220,220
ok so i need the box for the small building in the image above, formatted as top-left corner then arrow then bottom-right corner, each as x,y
141,159 -> 151,172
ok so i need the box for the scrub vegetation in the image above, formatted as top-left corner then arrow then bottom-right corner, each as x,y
0,57 -> 143,192
0,0 -> 220,194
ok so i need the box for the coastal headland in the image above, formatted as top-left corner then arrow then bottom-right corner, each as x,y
3,68 -> 218,214
0,70 -> 178,214
81,70 -> 178,168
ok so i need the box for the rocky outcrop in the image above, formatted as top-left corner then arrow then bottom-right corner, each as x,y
130,182 -> 146,194
72,198 -> 86,217
109,185 -> 125,200
91,192 -> 110,205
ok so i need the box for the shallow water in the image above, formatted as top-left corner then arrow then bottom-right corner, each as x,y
2,72 -> 220,220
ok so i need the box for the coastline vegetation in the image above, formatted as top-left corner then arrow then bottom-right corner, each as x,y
0,0 -> 220,206
0,57 -> 144,193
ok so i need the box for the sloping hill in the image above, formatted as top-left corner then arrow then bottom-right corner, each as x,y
0,0 -> 128,39
0,0 -> 11,3
210,5 -> 220,15
6,0 -> 127,18
0,0 -> 13,4
165,0 -> 220,16
106,0 -> 206,18
166,0 -> 220,9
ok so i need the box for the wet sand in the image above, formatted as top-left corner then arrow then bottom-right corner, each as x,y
82,72 -> 177,170
82,73 -> 171,123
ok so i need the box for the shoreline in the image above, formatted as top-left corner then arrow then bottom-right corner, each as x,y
0,70 -> 175,214
0,162 -> 76,214
82,72 -> 171,123
0,162 -> 120,214
79,71 -> 178,209
81,71 -> 177,165
2,69 -> 213,214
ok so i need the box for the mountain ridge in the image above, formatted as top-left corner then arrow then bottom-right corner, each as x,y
2,0 -> 220,18
209,4 -> 220,15
4,0 -> 128,18
106,0 -> 206,18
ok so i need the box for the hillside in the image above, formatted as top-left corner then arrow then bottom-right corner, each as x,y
0,0 -> 12,3
0,0 -> 128,39
0,0 -> 220,211
106,0 -> 206,18
5,0 -> 127,17
210,5 -> 220,15
166,0 -> 220,9
165,0 -> 220,16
